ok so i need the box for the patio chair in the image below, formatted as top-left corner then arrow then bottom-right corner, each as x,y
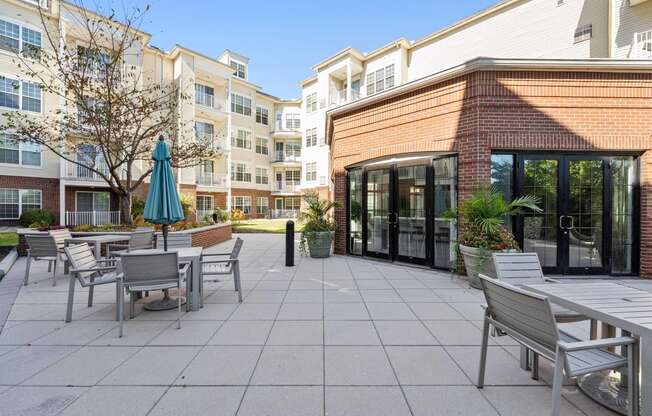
493,252 -> 597,378
24,234 -> 59,286
117,251 -> 189,337
156,232 -> 192,249
64,243 -> 120,322
200,237 -> 243,304
50,228 -> 73,274
477,275 -> 639,416
107,229 -> 154,257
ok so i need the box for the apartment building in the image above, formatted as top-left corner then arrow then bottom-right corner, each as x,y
0,0 -> 305,227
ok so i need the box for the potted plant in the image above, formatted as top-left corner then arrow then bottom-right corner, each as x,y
299,192 -> 340,258
448,185 -> 541,288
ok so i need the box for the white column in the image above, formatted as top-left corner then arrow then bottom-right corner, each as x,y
59,182 -> 66,226
226,78 -> 233,212
346,63 -> 352,102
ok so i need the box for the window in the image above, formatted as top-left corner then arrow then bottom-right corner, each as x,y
196,195 -> 213,220
231,128 -> 252,150
195,84 -> 214,107
306,93 -> 317,113
0,77 -> 40,112
230,60 -> 246,79
305,128 -> 317,147
255,136 -> 268,155
255,167 -> 269,185
231,92 -> 252,116
285,113 -> 300,130
21,27 -> 41,58
285,196 -> 300,211
0,19 -> 41,57
195,121 -> 214,145
0,188 -> 41,219
305,162 -> 317,182
286,169 -> 301,184
77,46 -> 111,79
366,64 -> 395,96
574,24 -> 592,43
196,160 -> 214,185
231,162 -> 252,182
256,105 -> 269,125
637,30 -> 652,53
232,196 -> 251,214
0,133 -> 40,166
76,191 -> 109,212
256,197 -> 268,215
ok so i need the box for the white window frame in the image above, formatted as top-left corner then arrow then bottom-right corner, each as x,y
255,166 -> 269,185
75,191 -> 110,212
637,30 -> 652,53
230,161 -> 252,183
305,127 -> 317,147
0,188 -> 41,219
196,195 -> 214,218
231,127 -> 252,150
285,113 -> 300,130
255,105 -> 269,125
305,162 -> 317,182
365,64 -> 395,96
255,136 -> 269,155
0,74 -> 42,113
0,16 -> 42,57
231,195 -> 251,214
0,133 -> 41,168
306,92 -> 317,113
230,92 -> 252,116
574,24 -> 593,43
230,59 -> 247,80
256,196 -> 269,215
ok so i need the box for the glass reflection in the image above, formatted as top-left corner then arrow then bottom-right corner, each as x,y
366,169 -> 391,255
348,169 -> 363,255
397,165 -> 426,259
611,157 -> 634,273
433,156 -> 457,269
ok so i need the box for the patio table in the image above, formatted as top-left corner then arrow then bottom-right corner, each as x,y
123,247 -> 203,311
65,235 -> 131,260
525,282 -> 652,415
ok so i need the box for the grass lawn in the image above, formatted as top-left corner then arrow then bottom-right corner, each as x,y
0,232 -> 18,247
232,218 -> 304,234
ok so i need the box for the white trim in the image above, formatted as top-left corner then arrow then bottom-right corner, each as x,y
0,188 -> 42,220
0,15 -> 43,59
230,126 -> 253,150
0,72 -> 43,114
0,132 -> 42,168
255,165 -> 269,185
255,104 -> 269,126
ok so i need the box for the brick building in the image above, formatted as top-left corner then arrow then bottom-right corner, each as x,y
328,59 -> 652,277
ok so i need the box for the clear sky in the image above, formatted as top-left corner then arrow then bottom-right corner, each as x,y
93,0 -> 498,98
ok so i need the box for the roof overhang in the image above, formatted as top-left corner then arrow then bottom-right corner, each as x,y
326,57 -> 652,144
629,0 -> 650,5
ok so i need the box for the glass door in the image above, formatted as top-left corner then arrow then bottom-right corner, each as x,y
364,168 -> 392,259
396,164 -> 428,264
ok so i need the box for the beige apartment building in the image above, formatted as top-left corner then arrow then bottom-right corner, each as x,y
0,0 -> 651,230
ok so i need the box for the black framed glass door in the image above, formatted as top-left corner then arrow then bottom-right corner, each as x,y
516,155 -> 611,274
364,168 -> 392,259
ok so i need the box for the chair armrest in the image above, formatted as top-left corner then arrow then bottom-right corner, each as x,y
96,259 -> 118,265
544,277 -> 561,283
178,262 -> 191,278
558,336 -> 636,352
201,252 -> 233,258
70,266 -> 117,274
201,258 -> 238,265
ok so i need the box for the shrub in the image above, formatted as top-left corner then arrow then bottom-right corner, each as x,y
20,209 -> 55,228
213,208 -> 230,223
131,196 -> 145,219
179,194 -> 193,220
231,209 -> 245,223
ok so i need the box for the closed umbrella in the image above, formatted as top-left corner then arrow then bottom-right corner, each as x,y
143,136 -> 185,310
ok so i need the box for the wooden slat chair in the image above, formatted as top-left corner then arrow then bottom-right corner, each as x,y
64,243 -> 121,322
156,233 -> 192,249
50,228 -> 73,274
477,275 -> 639,416
493,252 -> 597,377
107,229 -> 154,257
117,251 -> 189,337
24,234 -> 59,286
200,237 -> 244,304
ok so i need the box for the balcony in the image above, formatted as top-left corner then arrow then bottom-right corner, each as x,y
63,161 -> 122,182
196,173 -> 227,188
271,151 -> 301,165
268,209 -> 300,219
195,93 -> 227,119
272,181 -> 300,194
196,133 -> 229,153
271,120 -> 302,139
630,31 -> 652,58
65,211 -> 121,226
329,88 -> 360,107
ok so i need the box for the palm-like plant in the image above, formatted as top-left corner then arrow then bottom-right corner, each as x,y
299,192 -> 341,255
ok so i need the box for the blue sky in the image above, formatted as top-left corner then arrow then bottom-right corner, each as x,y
94,0 -> 498,98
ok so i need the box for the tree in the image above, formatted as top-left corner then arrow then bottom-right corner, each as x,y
1,1 -> 219,225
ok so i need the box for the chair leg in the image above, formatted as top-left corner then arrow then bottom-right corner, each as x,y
88,276 -> 95,307
65,275 -> 76,323
590,319 -> 598,340
477,315 -> 490,388
520,346 -> 531,371
129,292 -> 136,319
47,261 -> 52,272
629,342 -> 639,416
118,281 -> 124,338
23,254 -> 31,286
551,349 -> 566,416
115,282 -> 121,321
51,259 -> 58,286
531,352 -> 540,380
177,285 -> 181,330
234,264 -> 243,303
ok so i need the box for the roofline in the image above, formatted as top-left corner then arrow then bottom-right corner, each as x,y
364,37 -> 410,60
299,74 -> 318,88
326,57 -> 652,144
410,0 -> 523,49
168,45 -> 233,71
62,1 -> 152,41
311,47 -> 365,71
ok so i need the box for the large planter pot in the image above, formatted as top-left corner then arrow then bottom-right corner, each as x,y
459,244 -> 498,289
305,231 -> 334,258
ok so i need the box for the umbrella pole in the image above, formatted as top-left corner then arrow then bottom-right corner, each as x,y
163,224 -> 169,251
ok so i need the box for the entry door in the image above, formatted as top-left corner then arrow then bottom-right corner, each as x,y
364,168 -> 392,259
516,155 -> 608,274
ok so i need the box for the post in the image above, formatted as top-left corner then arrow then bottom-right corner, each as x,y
162,224 -> 169,251
285,220 -> 294,267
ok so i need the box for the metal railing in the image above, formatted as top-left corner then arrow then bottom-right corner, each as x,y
64,161 -> 109,181
268,209 -> 300,219
65,211 -> 121,226
196,133 -> 228,151
272,181 -> 300,193
329,88 -> 360,107
196,174 -> 227,187
272,150 -> 301,163
274,120 -> 301,132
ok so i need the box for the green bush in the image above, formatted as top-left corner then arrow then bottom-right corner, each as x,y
213,208 -> 230,223
20,209 -> 55,228
131,196 -> 145,219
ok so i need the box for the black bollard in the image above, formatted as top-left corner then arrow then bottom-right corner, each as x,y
285,220 -> 295,267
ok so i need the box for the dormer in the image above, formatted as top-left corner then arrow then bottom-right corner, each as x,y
218,50 -> 249,81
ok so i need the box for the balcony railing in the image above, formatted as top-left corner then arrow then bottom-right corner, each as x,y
272,150 -> 301,163
65,211 -> 121,226
329,88 -> 360,107
196,174 -> 227,187
196,210 -> 214,222
268,209 -> 300,219
274,120 -> 301,132
272,181 -> 300,193
196,133 -> 228,152
64,161 -> 109,181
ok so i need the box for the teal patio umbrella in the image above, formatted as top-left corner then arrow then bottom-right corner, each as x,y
142,136 -> 185,310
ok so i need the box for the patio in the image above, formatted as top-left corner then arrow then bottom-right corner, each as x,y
0,233 -> 617,416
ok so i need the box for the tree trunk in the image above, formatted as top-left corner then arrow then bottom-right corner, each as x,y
119,193 -> 133,226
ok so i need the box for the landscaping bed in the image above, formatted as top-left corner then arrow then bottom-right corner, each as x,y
232,219 -> 304,234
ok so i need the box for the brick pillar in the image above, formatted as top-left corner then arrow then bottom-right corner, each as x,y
333,169 -> 347,255
640,150 -> 652,278
456,132 -> 491,200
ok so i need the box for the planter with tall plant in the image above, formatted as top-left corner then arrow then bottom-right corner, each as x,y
447,186 -> 541,288
299,192 -> 340,258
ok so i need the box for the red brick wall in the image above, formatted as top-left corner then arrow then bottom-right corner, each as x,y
330,70 -> 652,276
189,224 -> 232,248
231,188 -> 271,218
0,176 -> 60,225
